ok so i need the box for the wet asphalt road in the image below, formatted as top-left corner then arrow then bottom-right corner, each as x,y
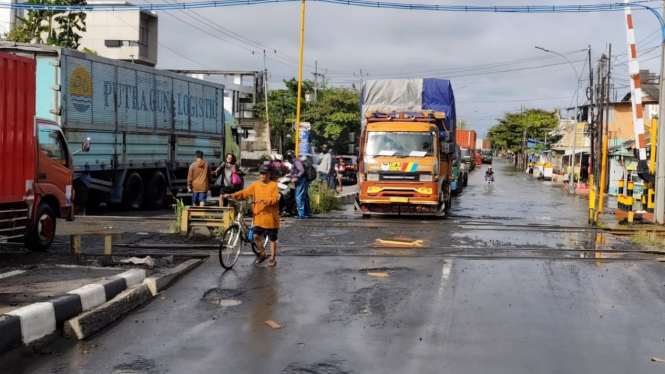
7,159 -> 665,373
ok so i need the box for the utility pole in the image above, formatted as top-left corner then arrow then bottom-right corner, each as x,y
655,1 -> 665,223
280,93 -> 285,155
354,69 -> 369,87
587,46 -> 594,192
604,44 -> 612,194
263,50 -> 272,154
312,60 -> 326,101
294,0 -> 306,157
597,55 -> 606,192
521,105 -> 527,170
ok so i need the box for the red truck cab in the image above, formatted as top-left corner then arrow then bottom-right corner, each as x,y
0,52 -> 88,251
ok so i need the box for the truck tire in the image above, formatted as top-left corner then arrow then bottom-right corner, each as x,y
25,203 -> 56,252
123,172 -> 145,210
146,171 -> 168,209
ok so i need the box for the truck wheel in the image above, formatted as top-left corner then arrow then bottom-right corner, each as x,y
25,203 -> 56,252
123,172 -> 144,210
146,171 -> 168,209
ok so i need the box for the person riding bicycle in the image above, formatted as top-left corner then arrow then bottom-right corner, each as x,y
223,164 -> 280,267
485,166 -> 495,182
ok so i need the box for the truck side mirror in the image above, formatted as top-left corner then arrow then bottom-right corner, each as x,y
243,129 -> 249,139
82,137 -> 91,153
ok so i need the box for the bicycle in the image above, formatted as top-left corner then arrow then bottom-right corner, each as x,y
218,198 -> 270,270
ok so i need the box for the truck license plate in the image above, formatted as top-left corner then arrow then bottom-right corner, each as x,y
390,197 -> 409,203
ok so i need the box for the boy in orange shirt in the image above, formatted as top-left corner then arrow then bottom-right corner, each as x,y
224,165 -> 280,267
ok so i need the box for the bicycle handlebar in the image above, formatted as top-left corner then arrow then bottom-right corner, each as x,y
226,197 -> 255,205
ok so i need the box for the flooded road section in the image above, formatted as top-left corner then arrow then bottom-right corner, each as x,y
6,159 -> 665,374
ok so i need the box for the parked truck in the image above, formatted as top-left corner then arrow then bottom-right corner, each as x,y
457,130 -> 477,171
0,43 -> 234,212
357,79 -> 457,216
481,140 -> 493,164
452,144 -> 467,195
0,52 -> 90,251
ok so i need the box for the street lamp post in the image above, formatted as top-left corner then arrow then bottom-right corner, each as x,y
535,46 -> 584,193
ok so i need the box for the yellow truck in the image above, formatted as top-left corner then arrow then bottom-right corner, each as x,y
356,111 -> 455,216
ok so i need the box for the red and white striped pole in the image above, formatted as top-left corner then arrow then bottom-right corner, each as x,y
624,0 -> 647,162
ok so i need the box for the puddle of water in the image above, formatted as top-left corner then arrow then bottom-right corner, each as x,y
215,299 -> 242,307
372,237 -> 424,248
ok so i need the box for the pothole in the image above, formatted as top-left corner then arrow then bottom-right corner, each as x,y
202,288 -> 244,302
112,357 -> 160,374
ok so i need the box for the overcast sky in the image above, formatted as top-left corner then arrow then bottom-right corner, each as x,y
141,0 -> 662,138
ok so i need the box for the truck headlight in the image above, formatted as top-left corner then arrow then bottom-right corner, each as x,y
367,173 -> 380,181
419,174 -> 433,182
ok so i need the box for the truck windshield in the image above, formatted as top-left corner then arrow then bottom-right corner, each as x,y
460,148 -> 470,157
482,150 -> 492,156
366,132 -> 434,157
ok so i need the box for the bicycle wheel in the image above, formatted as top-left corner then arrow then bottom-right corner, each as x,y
219,224 -> 242,269
250,234 -> 271,256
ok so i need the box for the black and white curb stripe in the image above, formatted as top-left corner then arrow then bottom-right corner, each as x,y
336,191 -> 359,205
0,269 -> 145,352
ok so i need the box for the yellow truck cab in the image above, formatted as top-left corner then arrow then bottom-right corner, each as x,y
357,111 -> 453,216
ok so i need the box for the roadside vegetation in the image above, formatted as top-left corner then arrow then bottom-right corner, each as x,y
309,184 -> 341,214
630,231 -> 665,249
170,199 -> 185,234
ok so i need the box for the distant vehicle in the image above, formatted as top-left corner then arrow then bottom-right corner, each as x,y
452,144 -> 467,195
482,149 -> 493,164
474,149 -> 483,167
460,147 -> 473,173
0,51 -> 90,251
457,130 -> 477,171
336,155 -> 358,185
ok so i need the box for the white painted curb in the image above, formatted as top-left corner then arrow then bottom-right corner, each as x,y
115,269 -> 146,287
7,302 -> 56,344
67,284 -> 106,311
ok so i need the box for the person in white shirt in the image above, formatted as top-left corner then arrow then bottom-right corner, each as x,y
317,145 -> 331,189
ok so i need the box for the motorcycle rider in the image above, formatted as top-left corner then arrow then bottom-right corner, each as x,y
485,166 -> 495,182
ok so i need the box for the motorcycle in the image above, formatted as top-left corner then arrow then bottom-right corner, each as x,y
269,156 -> 298,216
484,174 -> 494,190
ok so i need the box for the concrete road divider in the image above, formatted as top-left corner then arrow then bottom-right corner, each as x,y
0,258 -> 206,351
0,269 -> 146,353
64,284 -> 153,340
144,259 -> 204,296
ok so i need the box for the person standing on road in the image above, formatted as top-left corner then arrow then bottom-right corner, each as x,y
563,172 -> 570,190
213,153 -> 242,207
336,157 -> 345,192
224,165 -> 280,267
287,150 -> 312,219
317,145 -> 331,190
328,149 -> 338,192
187,150 -> 212,207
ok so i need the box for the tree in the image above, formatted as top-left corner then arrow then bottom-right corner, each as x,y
6,0 -> 87,49
254,79 -> 360,154
487,108 -> 558,164
301,86 -> 360,153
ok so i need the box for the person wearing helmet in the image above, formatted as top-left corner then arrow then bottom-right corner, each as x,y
268,153 -> 286,181
287,150 -> 312,218
485,166 -> 495,182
